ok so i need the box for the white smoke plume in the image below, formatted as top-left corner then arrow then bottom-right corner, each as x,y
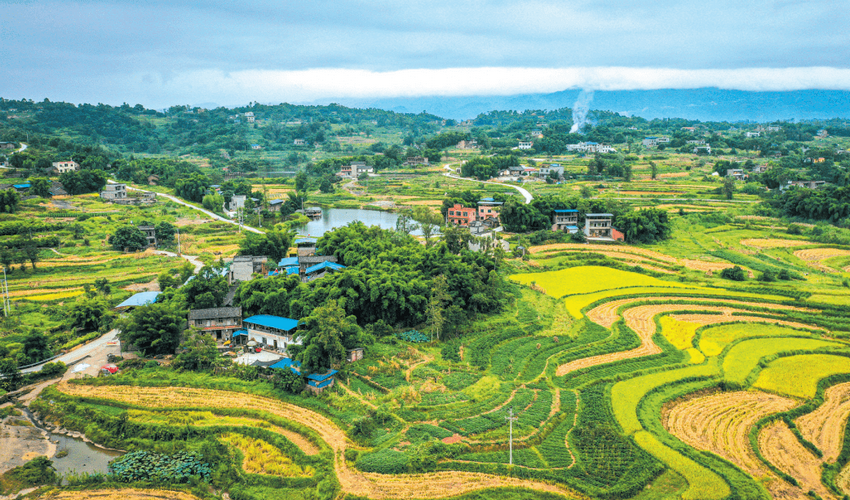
569,89 -> 594,134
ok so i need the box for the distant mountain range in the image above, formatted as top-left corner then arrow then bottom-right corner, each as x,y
318,88 -> 850,122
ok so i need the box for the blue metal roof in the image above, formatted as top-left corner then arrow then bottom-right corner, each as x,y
305,261 -> 346,274
278,256 -> 299,267
232,329 -> 248,338
566,226 -> 579,230
270,358 -> 302,375
554,209 -> 578,213
269,199 -> 284,205
285,266 -> 300,275
309,378 -> 335,388
115,291 -> 161,308
306,369 -> 337,381
480,197 -> 495,202
295,237 -> 318,245
244,315 -> 299,332
13,183 -> 30,189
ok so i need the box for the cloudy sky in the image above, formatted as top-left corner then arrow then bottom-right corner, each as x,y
1,0 -> 849,108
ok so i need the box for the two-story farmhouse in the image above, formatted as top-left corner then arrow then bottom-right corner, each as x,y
447,203 -> 476,227
101,183 -> 128,201
188,306 -> 243,341
49,161 -> 80,175
242,315 -> 301,351
552,209 -> 579,233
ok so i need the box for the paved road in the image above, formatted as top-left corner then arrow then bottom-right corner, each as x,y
442,164 -> 533,204
22,329 -> 120,375
155,249 -> 204,273
107,180 -> 265,234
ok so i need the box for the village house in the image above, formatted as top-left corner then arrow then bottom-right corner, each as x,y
0,142 -> 15,150
267,199 -> 284,212
115,291 -> 161,311
402,156 -> 429,167
277,256 -> 301,277
229,194 -> 247,211
752,165 -> 769,174
304,261 -> 346,282
251,144 -> 262,150
552,209 -> 579,233
100,183 -> 128,201
294,139 -> 307,146
188,306 -> 243,341
295,237 -> 318,257
693,145 -> 712,154
48,181 -> 68,197
517,141 -> 534,150
566,142 -> 616,154
745,131 -> 760,138
726,169 -> 747,181
784,180 -> 827,190
456,139 -> 478,150
242,314 -> 301,351
49,160 -> 80,175
584,213 -> 624,241
229,255 -> 268,283
245,111 -> 255,123
138,225 -> 157,248
447,203 -> 476,227
339,161 -> 373,178
298,255 -> 338,276
477,198 -> 503,223
539,164 -> 564,178
270,359 -> 338,394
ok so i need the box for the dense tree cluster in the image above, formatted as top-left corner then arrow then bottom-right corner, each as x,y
778,185 -> 850,222
58,169 -> 108,195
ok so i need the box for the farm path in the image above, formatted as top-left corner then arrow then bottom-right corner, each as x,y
154,250 -> 203,274
37,488 -> 202,500
796,382 -> 850,462
56,383 -> 585,500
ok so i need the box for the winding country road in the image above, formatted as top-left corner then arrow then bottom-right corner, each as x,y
107,180 -> 265,234
442,164 -> 533,204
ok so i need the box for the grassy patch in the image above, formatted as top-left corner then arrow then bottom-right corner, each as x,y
753,354 -> 850,398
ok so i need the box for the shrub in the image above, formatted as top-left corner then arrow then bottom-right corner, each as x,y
109,450 -> 211,483
720,266 -> 747,281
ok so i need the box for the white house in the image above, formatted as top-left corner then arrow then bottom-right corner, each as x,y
50,161 -> 80,174
517,141 -> 534,150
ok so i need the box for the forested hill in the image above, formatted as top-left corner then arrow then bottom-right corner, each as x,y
0,98 -> 444,158
332,88 -> 850,122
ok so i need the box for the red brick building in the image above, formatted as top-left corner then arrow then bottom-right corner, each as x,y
447,203 -> 476,227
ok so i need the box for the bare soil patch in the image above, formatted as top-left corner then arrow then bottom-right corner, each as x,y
796,382 -> 850,462
760,420 -> 839,500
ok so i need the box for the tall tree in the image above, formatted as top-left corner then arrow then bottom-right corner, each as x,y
412,206 -> 441,245
426,275 -> 450,342
118,302 -> 183,356
109,226 -> 148,252
298,300 -> 367,374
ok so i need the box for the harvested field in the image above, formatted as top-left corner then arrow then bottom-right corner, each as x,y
585,296 -> 814,330
657,172 -> 691,178
535,249 -> 678,273
795,382 -> 850,462
617,190 -> 684,195
670,314 -> 823,334
680,259 -> 734,272
663,391 -> 800,498
57,383 -> 584,500
759,420 -> 839,500
740,238 -> 815,249
38,489 -> 202,500
530,243 -> 679,264
795,248 -> 850,271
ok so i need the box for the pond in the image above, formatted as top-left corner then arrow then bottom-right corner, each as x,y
51,434 -> 123,480
297,208 -> 437,237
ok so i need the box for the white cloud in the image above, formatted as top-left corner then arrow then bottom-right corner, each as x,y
122,66 -> 850,107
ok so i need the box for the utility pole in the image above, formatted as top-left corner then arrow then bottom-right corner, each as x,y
506,407 -> 517,465
176,227 -> 181,256
2,266 -> 9,317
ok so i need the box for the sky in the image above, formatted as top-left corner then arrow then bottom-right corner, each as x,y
1,0 -> 850,109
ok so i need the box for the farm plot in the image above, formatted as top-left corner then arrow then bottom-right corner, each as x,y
510,266 -> 689,299
740,238 -> 816,248
659,317 -> 701,350
38,489 -> 203,500
663,391 -> 801,498
753,354 -> 850,399
696,324 -> 822,357
219,433 -> 314,477
721,337 -> 842,386
759,421 -> 839,500
794,248 -> 850,272
795,382 -> 850,462
126,410 -> 320,455
56,383 -> 584,500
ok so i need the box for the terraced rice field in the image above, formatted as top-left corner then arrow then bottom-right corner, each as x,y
740,238 -> 815,248
38,489 -> 202,500
663,391 -> 801,498
753,354 -> 850,399
56,383 -> 584,500
759,421 -> 839,500
795,382 -> 850,462
794,248 -> 850,272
